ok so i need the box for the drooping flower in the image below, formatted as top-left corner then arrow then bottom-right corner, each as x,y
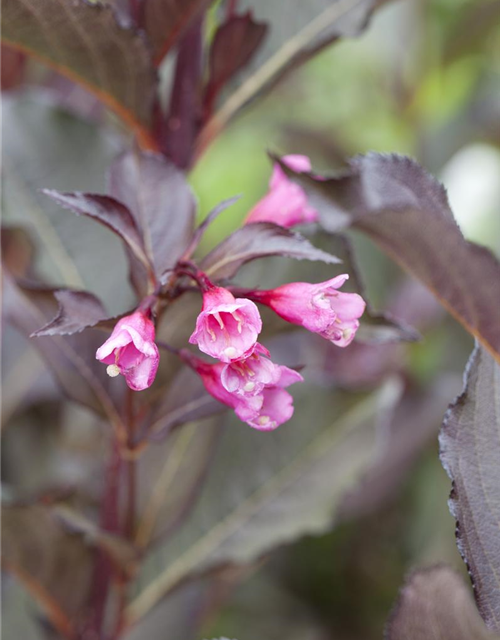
220,342 -> 281,397
244,154 -> 319,228
96,311 -> 159,391
186,347 -> 303,431
189,285 -> 262,363
252,275 -> 366,347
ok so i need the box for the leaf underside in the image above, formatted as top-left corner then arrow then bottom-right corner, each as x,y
439,344 -> 500,631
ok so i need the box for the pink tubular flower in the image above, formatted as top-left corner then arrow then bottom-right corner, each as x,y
220,342 -> 281,397
188,348 -> 303,431
96,311 -> 159,391
244,154 -> 319,227
189,286 -> 262,363
252,275 -> 366,347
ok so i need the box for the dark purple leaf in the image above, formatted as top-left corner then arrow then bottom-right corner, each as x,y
3,274 -> 125,422
162,16 -> 203,169
1,0 -> 157,146
139,0 -> 212,65
2,503 -> 94,635
286,153 -> 500,360
53,505 -> 138,576
440,345 -> 500,630
31,289 -> 107,337
331,234 -> 421,344
42,190 -> 152,279
203,12 -> 268,118
108,150 -> 196,286
386,565 -> 498,640
200,222 -> 341,280
148,366 -> 224,441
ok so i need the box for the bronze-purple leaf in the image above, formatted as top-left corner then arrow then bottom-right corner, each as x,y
148,367 -> 224,441
31,289 -> 107,337
42,190 -> 152,275
285,153 -> 500,361
1,0 -> 157,146
139,0 -> 212,66
162,16 -> 204,169
385,565 -> 499,640
2,503 -> 94,638
439,345 -> 500,631
203,12 -> 268,118
200,222 -> 341,280
4,274 -> 124,420
107,150 -> 196,285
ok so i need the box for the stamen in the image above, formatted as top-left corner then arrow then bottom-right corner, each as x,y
258,416 -> 270,426
207,325 -> 217,342
106,364 -> 121,378
244,381 -> 256,392
213,312 -> 225,330
231,311 -> 244,334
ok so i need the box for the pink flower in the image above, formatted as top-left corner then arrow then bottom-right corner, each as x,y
244,154 -> 318,227
252,275 -> 366,347
96,311 -> 159,391
189,286 -> 262,363
220,342 -> 281,397
188,348 -> 303,431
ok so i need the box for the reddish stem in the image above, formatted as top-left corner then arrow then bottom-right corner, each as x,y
124,389 -> 137,540
85,439 -> 122,637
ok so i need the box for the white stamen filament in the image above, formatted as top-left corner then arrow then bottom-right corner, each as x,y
207,325 -> 217,342
232,311 -> 244,334
106,364 -> 120,378
213,312 -> 225,330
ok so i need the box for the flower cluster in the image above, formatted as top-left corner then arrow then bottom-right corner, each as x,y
96,155 -> 365,430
